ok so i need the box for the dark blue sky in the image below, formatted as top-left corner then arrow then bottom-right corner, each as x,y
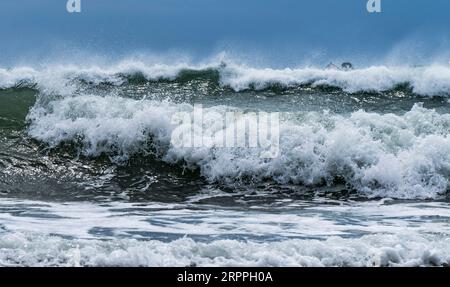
0,0 -> 449,66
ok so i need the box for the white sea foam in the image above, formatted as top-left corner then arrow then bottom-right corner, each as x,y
4,199 -> 449,241
221,64 -> 450,95
0,199 -> 449,267
0,231 -> 448,267
0,63 -> 188,96
1,60 -> 450,96
26,94 -> 450,199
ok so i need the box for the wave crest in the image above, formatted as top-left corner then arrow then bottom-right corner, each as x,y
2,61 -> 450,96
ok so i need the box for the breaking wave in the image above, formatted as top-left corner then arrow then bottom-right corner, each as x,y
1,60 -> 450,96
26,94 -> 450,199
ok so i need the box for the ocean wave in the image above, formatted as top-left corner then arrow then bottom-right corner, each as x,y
0,231 -> 448,267
1,61 -> 450,96
26,94 -> 450,199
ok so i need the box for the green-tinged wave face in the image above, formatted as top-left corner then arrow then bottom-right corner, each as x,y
0,88 -> 37,130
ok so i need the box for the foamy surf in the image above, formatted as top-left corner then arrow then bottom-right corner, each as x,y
2,0 -> 450,270
0,199 -> 449,267
1,60 -> 450,266
1,231 -> 449,267
1,60 -> 450,96
26,93 -> 450,199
